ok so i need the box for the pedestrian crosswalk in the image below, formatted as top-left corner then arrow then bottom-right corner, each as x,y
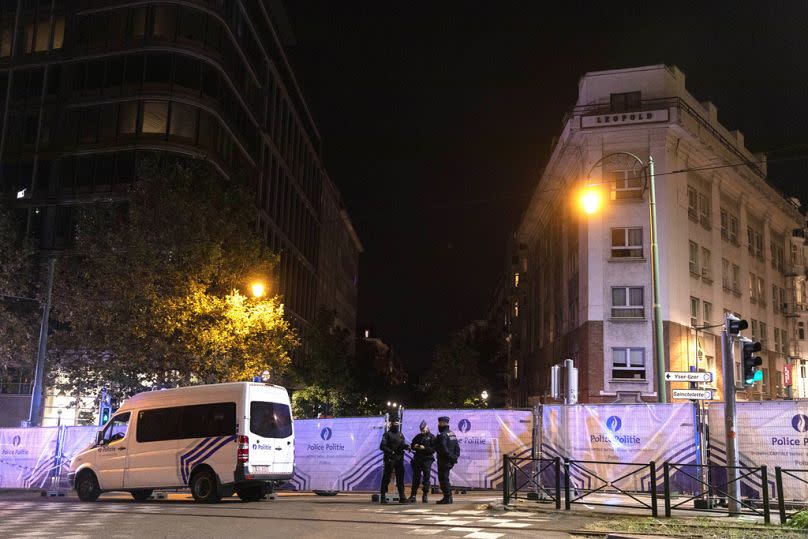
360,506 -> 550,538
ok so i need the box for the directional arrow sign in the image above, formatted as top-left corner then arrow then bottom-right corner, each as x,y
672,389 -> 713,400
665,371 -> 712,383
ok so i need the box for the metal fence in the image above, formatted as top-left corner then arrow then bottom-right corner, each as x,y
504,456 -> 788,524
501,455 -> 560,508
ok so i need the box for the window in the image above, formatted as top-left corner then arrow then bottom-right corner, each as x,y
137,407 -> 181,442
612,286 -> 644,318
772,243 -> 784,272
612,348 -> 645,379
774,327 -> 782,353
180,402 -> 236,439
153,5 -> 178,40
759,321 -> 767,345
513,300 -> 519,318
179,7 -> 206,42
142,101 -> 168,134
118,101 -> 138,134
689,241 -> 699,275
704,301 -> 713,325
0,22 -> 12,57
610,91 -> 641,112
513,272 -> 520,288
698,192 -> 711,227
722,258 -> 731,289
720,208 -> 728,240
773,285 -> 780,312
101,412 -> 130,444
250,402 -> 293,439
732,264 -> 740,293
611,227 -> 643,258
748,226 -> 763,258
169,102 -> 197,140
751,319 -> 758,339
799,322 -> 805,341
729,214 -> 739,244
701,247 -> 712,280
687,187 -> 698,220
780,287 -> 787,311
690,297 -> 700,327
609,170 -> 643,199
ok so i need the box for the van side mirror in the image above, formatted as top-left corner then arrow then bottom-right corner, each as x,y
95,431 -> 104,446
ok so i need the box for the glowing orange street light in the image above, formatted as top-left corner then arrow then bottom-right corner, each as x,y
251,281 -> 267,298
578,185 -> 603,215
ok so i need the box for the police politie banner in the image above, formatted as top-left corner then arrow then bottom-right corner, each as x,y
401,409 -> 533,490
0,427 -> 60,489
708,400 -> 808,500
542,404 -> 697,492
289,416 -> 385,492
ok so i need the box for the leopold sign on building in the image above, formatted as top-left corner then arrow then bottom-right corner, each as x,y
581,109 -> 669,128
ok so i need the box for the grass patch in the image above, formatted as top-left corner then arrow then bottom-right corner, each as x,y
788,510 -> 808,529
585,516 -> 808,539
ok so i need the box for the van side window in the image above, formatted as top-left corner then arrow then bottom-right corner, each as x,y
102,412 -> 130,443
180,402 -> 236,438
137,406 -> 181,442
250,402 -> 292,438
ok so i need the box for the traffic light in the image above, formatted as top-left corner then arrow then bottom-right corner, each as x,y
98,389 -> 112,426
742,341 -> 763,385
726,315 -> 748,335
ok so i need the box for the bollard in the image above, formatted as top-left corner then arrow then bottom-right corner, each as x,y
761,465 -> 770,524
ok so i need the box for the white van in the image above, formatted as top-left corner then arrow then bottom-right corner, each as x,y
68,382 -> 294,503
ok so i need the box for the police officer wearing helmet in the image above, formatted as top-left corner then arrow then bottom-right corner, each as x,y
379,414 -> 412,504
435,416 -> 460,504
408,420 -> 435,503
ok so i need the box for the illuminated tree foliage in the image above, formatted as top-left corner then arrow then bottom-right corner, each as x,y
0,206 -> 39,384
51,158 -> 298,398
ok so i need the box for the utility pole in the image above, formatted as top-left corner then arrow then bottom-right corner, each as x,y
721,314 -> 743,515
28,256 -> 56,427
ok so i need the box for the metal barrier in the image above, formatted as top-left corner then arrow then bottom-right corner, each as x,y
663,462 -> 770,524
775,467 -> 808,525
502,455 -> 560,508
564,459 -> 658,516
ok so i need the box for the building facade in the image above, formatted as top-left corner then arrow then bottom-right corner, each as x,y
0,2 -> 360,424
502,65 -> 807,406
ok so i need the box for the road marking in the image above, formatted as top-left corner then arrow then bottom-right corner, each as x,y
450,527 -> 482,532
463,532 -> 504,539
493,522 -> 531,528
451,510 -> 486,515
408,529 -> 442,535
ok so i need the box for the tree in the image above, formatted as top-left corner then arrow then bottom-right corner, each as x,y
50,158 -> 298,399
0,206 -> 39,386
421,334 -> 488,408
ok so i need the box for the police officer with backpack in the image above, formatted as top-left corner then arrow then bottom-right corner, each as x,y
435,416 -> 460,504
379,414 -> 412,504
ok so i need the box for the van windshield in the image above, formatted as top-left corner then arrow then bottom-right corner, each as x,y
250,402 -> 292,439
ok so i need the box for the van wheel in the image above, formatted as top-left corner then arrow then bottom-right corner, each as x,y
236,486 -> 263,502
190,469 -> 221,503
76,472 -> 100,502
131,489 -> 153,502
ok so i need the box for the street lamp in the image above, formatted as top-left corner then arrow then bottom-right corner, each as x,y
250,281 -> 266,298
481,390 -> 489,401
579,152 -> 666,403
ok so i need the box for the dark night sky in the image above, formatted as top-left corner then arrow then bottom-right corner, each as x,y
282,2 -> 808,379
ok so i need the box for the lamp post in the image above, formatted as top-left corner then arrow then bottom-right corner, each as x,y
250,281 -> 267,298
580,153 -> 666,403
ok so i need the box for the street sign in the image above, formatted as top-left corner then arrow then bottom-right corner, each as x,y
665,371 -> 712,383
672,389 -> 713,400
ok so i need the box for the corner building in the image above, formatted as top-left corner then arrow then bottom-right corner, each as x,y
506,65 -> 808,405
0,2 -> 361,341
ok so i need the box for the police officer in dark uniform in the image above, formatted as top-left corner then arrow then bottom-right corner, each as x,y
408,420 -> 435,503
379,414 -> 412,504
435,416 -> 460,504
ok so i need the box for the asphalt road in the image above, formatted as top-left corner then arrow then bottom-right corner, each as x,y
0,491 -> 590,538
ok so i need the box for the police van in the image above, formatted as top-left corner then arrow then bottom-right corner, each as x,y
68,382 -> 294,503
